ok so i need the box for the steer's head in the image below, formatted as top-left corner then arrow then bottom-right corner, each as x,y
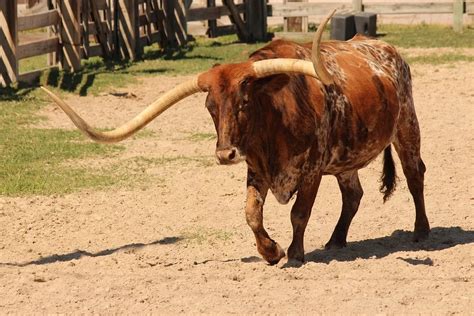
40,11 -> 336,160
198,62 -> 255,165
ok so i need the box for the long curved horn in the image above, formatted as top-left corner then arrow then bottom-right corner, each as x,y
41,77 -> 202,143
252,10 -> 336,85
311,9 -> 336,85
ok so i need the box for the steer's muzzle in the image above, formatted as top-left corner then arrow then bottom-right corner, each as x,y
215,147 -> 245,165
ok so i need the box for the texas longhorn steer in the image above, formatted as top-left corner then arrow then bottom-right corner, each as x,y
42,11 -> 430,264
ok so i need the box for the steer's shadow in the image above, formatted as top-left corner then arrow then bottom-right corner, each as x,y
0,236 -> 181,267
305,226 -> 473,264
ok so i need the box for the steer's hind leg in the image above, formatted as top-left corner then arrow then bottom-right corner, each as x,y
325,171 -> 363,250
287,173 -> 322,262
393,124 -> 430,241
245,172 -> 285,265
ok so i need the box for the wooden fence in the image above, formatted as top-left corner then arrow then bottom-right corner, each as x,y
1,0 -> 473,86
1,0 -> 267,86
1,0 -> 192,86
270,0 -> 474,34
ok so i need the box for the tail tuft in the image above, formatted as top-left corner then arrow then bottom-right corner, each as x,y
380,145 -> 397,203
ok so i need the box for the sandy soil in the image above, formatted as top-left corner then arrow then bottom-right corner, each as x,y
0,57 -> 473,313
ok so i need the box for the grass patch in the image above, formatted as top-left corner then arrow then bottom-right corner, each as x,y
405,53 -> 474,65
180,227 -> 233,246
0,88 -> 125,196
19,55 -> 48,74
33,35 -> 265,96
132,128 -> 155,139
131,155 -> 215,168
187,132 -> 216,142
378,24 -> 474,48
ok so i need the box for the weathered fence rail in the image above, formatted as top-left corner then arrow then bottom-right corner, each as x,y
269,0 -> 473,33
270,2 -> 462,16
186,2 -> 245,21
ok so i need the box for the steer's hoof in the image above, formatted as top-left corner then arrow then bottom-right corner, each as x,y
324,238 -> 347,250
287,244 -> 305,263
261,242 -> 286,265
413,228 -> 430,242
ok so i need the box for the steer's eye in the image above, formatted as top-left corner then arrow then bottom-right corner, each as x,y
238,78 -> 251,112
205,98 -> 217,117
238,98 -> 249,112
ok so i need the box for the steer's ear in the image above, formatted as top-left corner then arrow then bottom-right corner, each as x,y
253,74 -> 290,94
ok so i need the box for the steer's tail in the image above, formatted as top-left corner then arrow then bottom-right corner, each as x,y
380,145 -> 397,203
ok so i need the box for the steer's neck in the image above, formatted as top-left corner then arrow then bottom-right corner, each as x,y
244,88 -> 322,182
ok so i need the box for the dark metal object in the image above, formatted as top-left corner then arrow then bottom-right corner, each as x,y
330,14 -> 355,41
355,12 -> 377,37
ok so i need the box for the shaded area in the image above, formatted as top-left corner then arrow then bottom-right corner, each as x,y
0,236 -> 181,267
397,257 -> 434,266
193,255 -> 263,266
0,84 -> 36,102
306,227 -> 474,264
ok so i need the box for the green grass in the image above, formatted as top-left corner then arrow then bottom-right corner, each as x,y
187,132 -> 216,142
180,227 -> 233,246
405,53 -> 474,65
24,35 -> 266,96
0,88 -> 125,196
19,55 -> 48,73
378,24 -> 474,48
131,155 -> 215,168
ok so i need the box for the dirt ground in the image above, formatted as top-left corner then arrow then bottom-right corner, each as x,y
1,57 -> 473,313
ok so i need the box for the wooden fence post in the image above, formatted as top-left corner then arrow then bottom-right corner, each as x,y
284,0 -> 308,32
207,0 -> 217,38
352,0 -> 363,12
46,0 -> 59,67
118,0 -> 141,59
57,0 -> 82,71
82,0 -> 90,58
453,0 -> 464,33
0,0 -> 18,86
163,0 -> 187,48
90,0 -> 112,58
223,0 -> 249,41
245,0 -> 267,41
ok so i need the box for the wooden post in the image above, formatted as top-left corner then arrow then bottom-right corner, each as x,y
150,0 -> 167,48
174,0 -> 187,45
245,0 -> 267,41
284,0 -> 308,33
0,0 -> 18,86
207,0 -> 217,38
118,0 -> 141,59
453,0 -> 464,33
143,0 -> 153,45
57,0 -> 82,71
223,0 -> 249,41
46,0 -> 59,66
113,0 -> 120,59
90,0 -> 112,57
82,0 -> 90,58
163,0 -> 187,48
352,0 -> 363,12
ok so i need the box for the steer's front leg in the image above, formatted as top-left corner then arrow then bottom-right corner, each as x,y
245,178 -> 285,265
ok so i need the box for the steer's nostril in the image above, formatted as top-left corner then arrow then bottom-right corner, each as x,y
228,149 -> 236,160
